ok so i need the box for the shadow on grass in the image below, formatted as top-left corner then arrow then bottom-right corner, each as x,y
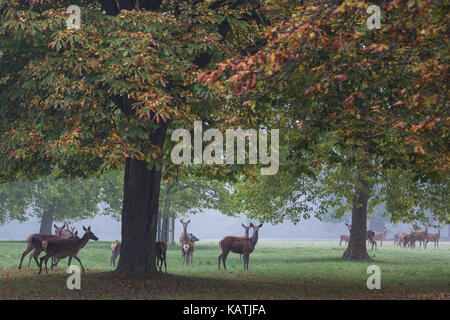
1,268 -> 448,300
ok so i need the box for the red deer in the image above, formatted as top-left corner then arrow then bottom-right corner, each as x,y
156,241 -> 167,272
339,234 -> 349,246
110,241 -> 121,266
18,223 -> 74,269
410,226 -> 428,249
179,219 -> 191,245
373,228 -> 388,248
38,226 -> 98,275
345,223 -> 377,250
425,227 -> 441,248
182,241 -> 194,265
394,233 -> 407,247
218,223 -> 263,270
402,233 -> 415,248
240,223 -> 251,260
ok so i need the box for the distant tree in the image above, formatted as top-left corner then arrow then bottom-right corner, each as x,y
0,176 -> 105,234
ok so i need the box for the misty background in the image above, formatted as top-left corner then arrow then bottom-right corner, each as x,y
0,208 -> 425,241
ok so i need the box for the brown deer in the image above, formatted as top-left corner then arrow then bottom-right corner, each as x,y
410,226 -> 428,249
182,241 -> 194,265
218,223 -> 263,270
38,226 -> 98,275
18,223 -> 74,269
179,219 -> 191,245
402,233 -> 414,248
373,227 -> 388,248
156,241 -> 167,272
425,227 -> 441,248
345,223 -> 377,250
240,223 -> 251,260
394,233 -> 407,247
110,241 -> 121,266
339,234 -> 349,246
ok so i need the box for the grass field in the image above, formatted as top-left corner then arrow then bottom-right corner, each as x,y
0,239 -> 449,300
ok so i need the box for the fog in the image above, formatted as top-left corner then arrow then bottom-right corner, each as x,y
0,208 -> 427,242
0,209 -> 350,241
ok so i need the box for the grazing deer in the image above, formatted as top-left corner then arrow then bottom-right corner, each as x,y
410,226 -> 428,249
38,226 -> 98,275
339,234 -> 349,246
373,228 -> 388,248
156,241 -> 168,272
18,224 -> 74,269
218,223 -> 263,270
345,223 -> 377,250
425,227 -> 441,248
110,241 -> 121,266
240,223 -> 251,260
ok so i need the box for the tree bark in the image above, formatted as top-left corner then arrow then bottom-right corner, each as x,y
343,167 -> 372,261
116,123 -> 168,275
39,204 -> 55,235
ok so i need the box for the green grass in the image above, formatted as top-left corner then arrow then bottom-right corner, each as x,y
0,239 -> 449,299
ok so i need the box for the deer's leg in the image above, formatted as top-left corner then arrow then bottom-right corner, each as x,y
27,249 -> 35,268
18,244 -> 34,270
73,256 -> 85,273
164,256 -> 167,273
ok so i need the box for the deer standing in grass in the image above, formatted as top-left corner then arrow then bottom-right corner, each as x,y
373,227 -> 388,248
38,226 -> 98,275
110,241 -> 121,266
345,223 -> 377,250
18,223 -> 75,269
156,241 -> 168,272
218,223 -> 263,270
339,234 -> 349,246
181,234 -> 199,266
410,226 -> 428,249
240,224 -> 251,260
425,227 -> 441,248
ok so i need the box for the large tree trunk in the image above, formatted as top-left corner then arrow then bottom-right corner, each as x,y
39,204 -> 55,235
116,124 -> 168,275
343,167 -> 372,261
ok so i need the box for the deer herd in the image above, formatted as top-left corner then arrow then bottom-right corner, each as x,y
339,223 -> 442,250
17,218 -> 264,275
16,219 -> 442,275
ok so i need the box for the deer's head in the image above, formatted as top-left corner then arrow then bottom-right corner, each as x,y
82,226 -> 99,241
189,233 -> 199,242
242,223 -> 251,236
180,219 -> 191,230
54,224 -> 65,236
250,223 -> 263,232
345,223 -> 352,231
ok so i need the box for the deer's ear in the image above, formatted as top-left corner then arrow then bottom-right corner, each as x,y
54,224 -> 57,228
83,226 -> 87,231
258,224 -> 263,228
88,226 -> 91,231
180,219 -> 184,223
241,223 -> 246,228
187,220 -> 190,223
